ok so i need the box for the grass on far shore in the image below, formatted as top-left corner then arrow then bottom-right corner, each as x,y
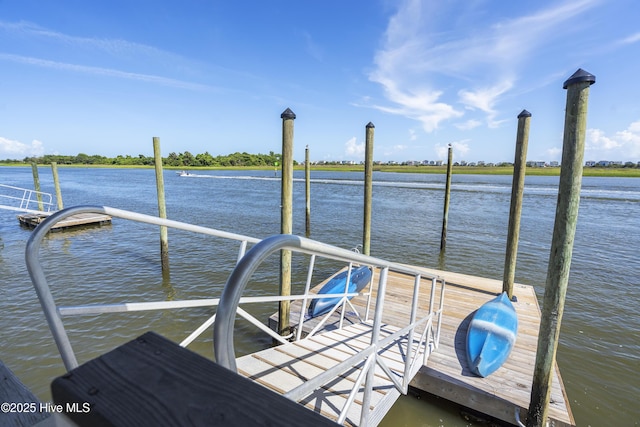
1,163 -> 639,177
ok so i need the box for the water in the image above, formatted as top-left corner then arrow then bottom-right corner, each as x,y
0,166 -> 638,426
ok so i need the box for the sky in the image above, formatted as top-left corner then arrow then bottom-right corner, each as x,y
1,0 -> 639,164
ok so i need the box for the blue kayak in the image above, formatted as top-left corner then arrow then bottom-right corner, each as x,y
308,266 -> 372,318
466,292 -> 518,377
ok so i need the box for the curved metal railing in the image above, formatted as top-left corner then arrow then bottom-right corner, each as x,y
214,233 -> 446,426
0,183 -> 54,213
26,205 -> 445,426
25,205 -> 261,371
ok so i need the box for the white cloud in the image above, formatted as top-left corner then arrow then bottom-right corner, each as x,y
368,0 -> 598,134
344,137 -> 365,157
0,20 -> 178,61
435,140 -> 470,161
585,121 -> 640,160
408,129 -> 417,141
456,119 -> 482,131
618,32 -> 640,45
458,80 -> 514,127
0,53 -> 215,92
0,137 -> 45,158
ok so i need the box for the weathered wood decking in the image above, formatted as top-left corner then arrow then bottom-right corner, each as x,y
406,267 -> 574,427
272,266 -> 574,426
237,322 -> 423,426
17,212 -> 111,230
0,360 -> 51,426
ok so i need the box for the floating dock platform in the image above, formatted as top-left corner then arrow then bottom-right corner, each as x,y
17,212 -> 112,231
409,267 -> 574,426
273,267 -> 575,426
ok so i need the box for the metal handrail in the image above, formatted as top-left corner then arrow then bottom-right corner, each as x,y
25,205 -> 404,371
0,183 -> 54,213
213,233 -> 446,426
25,205 -> 446,426
25,205 -> 262,371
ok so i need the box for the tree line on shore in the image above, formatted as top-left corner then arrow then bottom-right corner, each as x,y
3,151 -> 294,167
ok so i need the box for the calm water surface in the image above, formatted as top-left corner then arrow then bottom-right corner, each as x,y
0,166 -> 638,426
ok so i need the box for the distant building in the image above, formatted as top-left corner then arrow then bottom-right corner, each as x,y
585,160 -> 596,167
526,161 -> 547,168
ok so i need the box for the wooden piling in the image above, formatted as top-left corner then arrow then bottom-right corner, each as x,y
31,162 -> 43,211
153,137 -> 170,273
305,145 -> 311,238
51,161 -> 64,210
363,122 -> 375,256
526,69 -> 595,427
279,108 -> 296,334
503,110 -> 532,298
440,145 -> 453,252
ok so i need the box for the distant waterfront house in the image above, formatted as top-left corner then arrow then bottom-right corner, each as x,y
549,161 -> 559,167
526,161 -> 547,167
585,161 -> 596,167
594,160 -> 624,167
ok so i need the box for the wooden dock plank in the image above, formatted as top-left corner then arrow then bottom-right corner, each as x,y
17,212 -> 112,231
236,323 -> 411,426
51,332 -> 339,427
0,360 -> 51,426
401,267 -> 574,427
274,266 -> 574,426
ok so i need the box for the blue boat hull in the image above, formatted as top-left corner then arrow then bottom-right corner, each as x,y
308,266 -> 372,318
466,292 -> 518,377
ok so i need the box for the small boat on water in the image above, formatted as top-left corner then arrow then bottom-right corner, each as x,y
466,292 -> 518,377
176,170 -> 192,176
308,266 -> 372,318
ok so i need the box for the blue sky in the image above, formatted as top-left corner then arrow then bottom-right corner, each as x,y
1,0 -> 639,164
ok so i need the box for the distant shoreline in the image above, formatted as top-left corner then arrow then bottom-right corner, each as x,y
2,163 -> 639,177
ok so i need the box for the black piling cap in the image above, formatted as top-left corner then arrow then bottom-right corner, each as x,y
563,68 -> 596,89
518,109 -> 532,118
366,122 -> 375,128
281,108 -> 296,119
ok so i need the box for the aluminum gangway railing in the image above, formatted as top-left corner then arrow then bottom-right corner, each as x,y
26,205 -> 445,425
25,205 -> 261,371
0,183 -> 54,214
214,234 -> 446,426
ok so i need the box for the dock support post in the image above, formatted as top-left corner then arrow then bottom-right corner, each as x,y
502,110 -> 532,298
305,145 -> 311,238
526,69 -> 595,427
153,137 -> 170,274
440,145 -> 453,252
51,162 -> 64,210
279,108 -> 296,335
363,122 -> 375,256
31,162 -> 43,211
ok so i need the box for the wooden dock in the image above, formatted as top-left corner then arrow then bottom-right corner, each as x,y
407,266 -> 574,427
0,360 -> 51,426
17,212 -> 112,231
237,321 -> 422,426
272,266 -> 575,426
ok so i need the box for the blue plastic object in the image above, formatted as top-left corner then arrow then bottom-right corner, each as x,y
466,292 -> 518,377
308,266 -> 372,318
